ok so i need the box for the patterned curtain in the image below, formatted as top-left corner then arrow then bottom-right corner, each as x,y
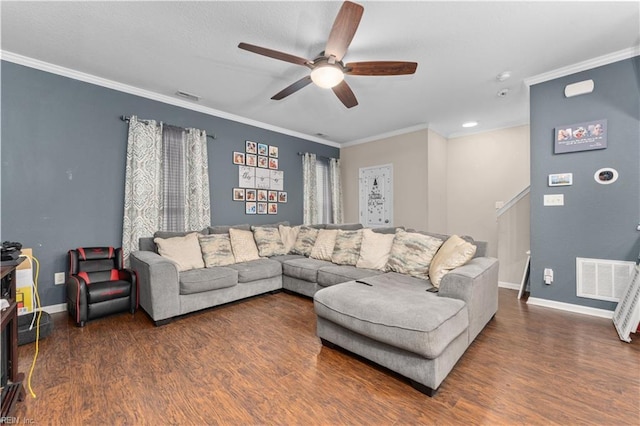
122,117 -> 211,263
329,157 -> 344,224
122,116 -> 163,263
302,152 -> 318,225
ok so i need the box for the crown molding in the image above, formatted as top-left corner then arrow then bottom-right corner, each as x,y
341,123 -> 430,148
0,50 -> 341,148
524,46 -> 640,87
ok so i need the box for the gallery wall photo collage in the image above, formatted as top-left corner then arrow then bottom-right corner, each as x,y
233,140 -> 286,215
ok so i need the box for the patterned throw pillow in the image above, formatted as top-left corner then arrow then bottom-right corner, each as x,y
154,232 -> 205,272
291,226 -> 319,256
279,225 -> 300,254
356,228 -> 395,270
385,229 -> 443,280
429,235 -> 477,288
198,234 -> 236,267
229,228 -> 261,263
310,229 -> 338,261
252,226 -> 287,257
331,229 -> 363,266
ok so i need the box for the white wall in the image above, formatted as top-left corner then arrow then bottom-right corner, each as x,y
446,125 -> 530,258
341,129 -> 429,230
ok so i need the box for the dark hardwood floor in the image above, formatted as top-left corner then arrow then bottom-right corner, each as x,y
14,288 -> 640,425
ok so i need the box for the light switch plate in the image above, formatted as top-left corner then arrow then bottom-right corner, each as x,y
544,194 -> 564,206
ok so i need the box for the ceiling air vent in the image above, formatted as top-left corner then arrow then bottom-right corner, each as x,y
175,91 -> 200,102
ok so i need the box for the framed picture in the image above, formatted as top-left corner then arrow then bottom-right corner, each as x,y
258,156 -> 268,168
245,154 -> 257,167
246,140 -> 257,154
245,202 -> 257,215
257,189 -> 268,202
269,145 -> 278,158
232,188 -> 245,201
233,152 -> 245,165
245,189 -> 257,201
548,173 -> 573,186
258,143 -> 268,156
257,202 -> 268,215
270,170 -> 284,191
238,166 -> 255,188
268,190 -> 278,202
268,203 -> 278,215
268,158 -> 278,170
278,191 -> 287,203
554,119 -> 607,154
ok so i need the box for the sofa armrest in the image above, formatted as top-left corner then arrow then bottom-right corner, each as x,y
130,250 -> 180,322
438,257 -> 499,343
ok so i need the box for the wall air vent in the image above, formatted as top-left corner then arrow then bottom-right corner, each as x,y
576,257 -> 635,302
175,91 -> 200,101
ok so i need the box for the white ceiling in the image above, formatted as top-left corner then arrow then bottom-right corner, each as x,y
2,1 -> 639,145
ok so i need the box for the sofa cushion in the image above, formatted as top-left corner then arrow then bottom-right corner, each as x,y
314,273 -> 468,359
386,230 -> 443,280
317,265 -> 384,287
282,257 -> 334,283
252,226 -> 287,257
331,229 -> 363,266
429,235 -> 477,288
209,224 -> 251,234
269,254 -> 306,263
229,228 -> 261,263
198,234 -> 236,267
325,223 -> 364,230
154,232 -> 205,272
310,229 -> 338,261
356,228 -> 395,270
179,267 -> 238,295
226,258 -> 282,283
291,226 -> 319,256
278,225 -> 300,254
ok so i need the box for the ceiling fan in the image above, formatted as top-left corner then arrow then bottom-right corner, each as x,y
238,1 -> 417,108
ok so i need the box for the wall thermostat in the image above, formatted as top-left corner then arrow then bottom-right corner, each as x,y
594,167 -> 618,184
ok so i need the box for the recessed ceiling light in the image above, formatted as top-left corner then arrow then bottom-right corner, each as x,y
462,121 -> 478,128
496,71 -> 511,82
497,88 -> 510,97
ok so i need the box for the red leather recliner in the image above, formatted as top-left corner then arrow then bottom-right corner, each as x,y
66,247 -> 137,327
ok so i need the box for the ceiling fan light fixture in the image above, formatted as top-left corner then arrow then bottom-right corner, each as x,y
310,64 -> 344,89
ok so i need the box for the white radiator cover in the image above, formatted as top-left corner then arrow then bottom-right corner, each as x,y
576,257 -> 635,302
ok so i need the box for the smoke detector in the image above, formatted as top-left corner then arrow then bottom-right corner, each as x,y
496,71 -> 511,82
497,88 -> 510,98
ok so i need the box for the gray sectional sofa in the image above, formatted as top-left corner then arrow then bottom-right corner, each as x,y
129,222 -> 498,396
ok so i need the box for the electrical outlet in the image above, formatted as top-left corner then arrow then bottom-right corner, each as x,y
54,272 -> 65,285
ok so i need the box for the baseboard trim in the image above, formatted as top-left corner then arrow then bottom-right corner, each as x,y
40,303 -> 67,315
499,281 -> 521,290
527,297 -> 613,319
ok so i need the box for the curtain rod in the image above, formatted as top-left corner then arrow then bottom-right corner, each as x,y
121,115 -> 216,140
297,152 -> 335,161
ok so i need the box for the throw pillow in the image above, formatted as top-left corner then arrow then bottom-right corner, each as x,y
291,226 -> 319,256
279,225 -> 301,254
154,232 -> 205,272
229,228 -> 261,263
429,234 -> 477,288
385,229 -> 443,281
309,229 -> 339,261
198,234 -> 236,267
356,228 -> 395,270
252,226 -> 287,257
331,229 -> 363,266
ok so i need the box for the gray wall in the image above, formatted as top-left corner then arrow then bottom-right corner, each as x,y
530,56 -> 640,310
1,61 -> 338,307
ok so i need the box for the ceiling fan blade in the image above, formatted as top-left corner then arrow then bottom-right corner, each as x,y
238,42 -> 310,66
332,80 -> 358,108
271,75 -> 313,100
345,61 -> 418,76
324,1 -> 364,61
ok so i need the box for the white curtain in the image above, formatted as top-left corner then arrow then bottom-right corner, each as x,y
329,158 -> 344,224
122,116 -> 163,263
302,152 -> 318,225
122,116 -> 211,263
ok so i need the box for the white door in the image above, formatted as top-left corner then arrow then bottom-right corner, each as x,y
359,164 -> 393,228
